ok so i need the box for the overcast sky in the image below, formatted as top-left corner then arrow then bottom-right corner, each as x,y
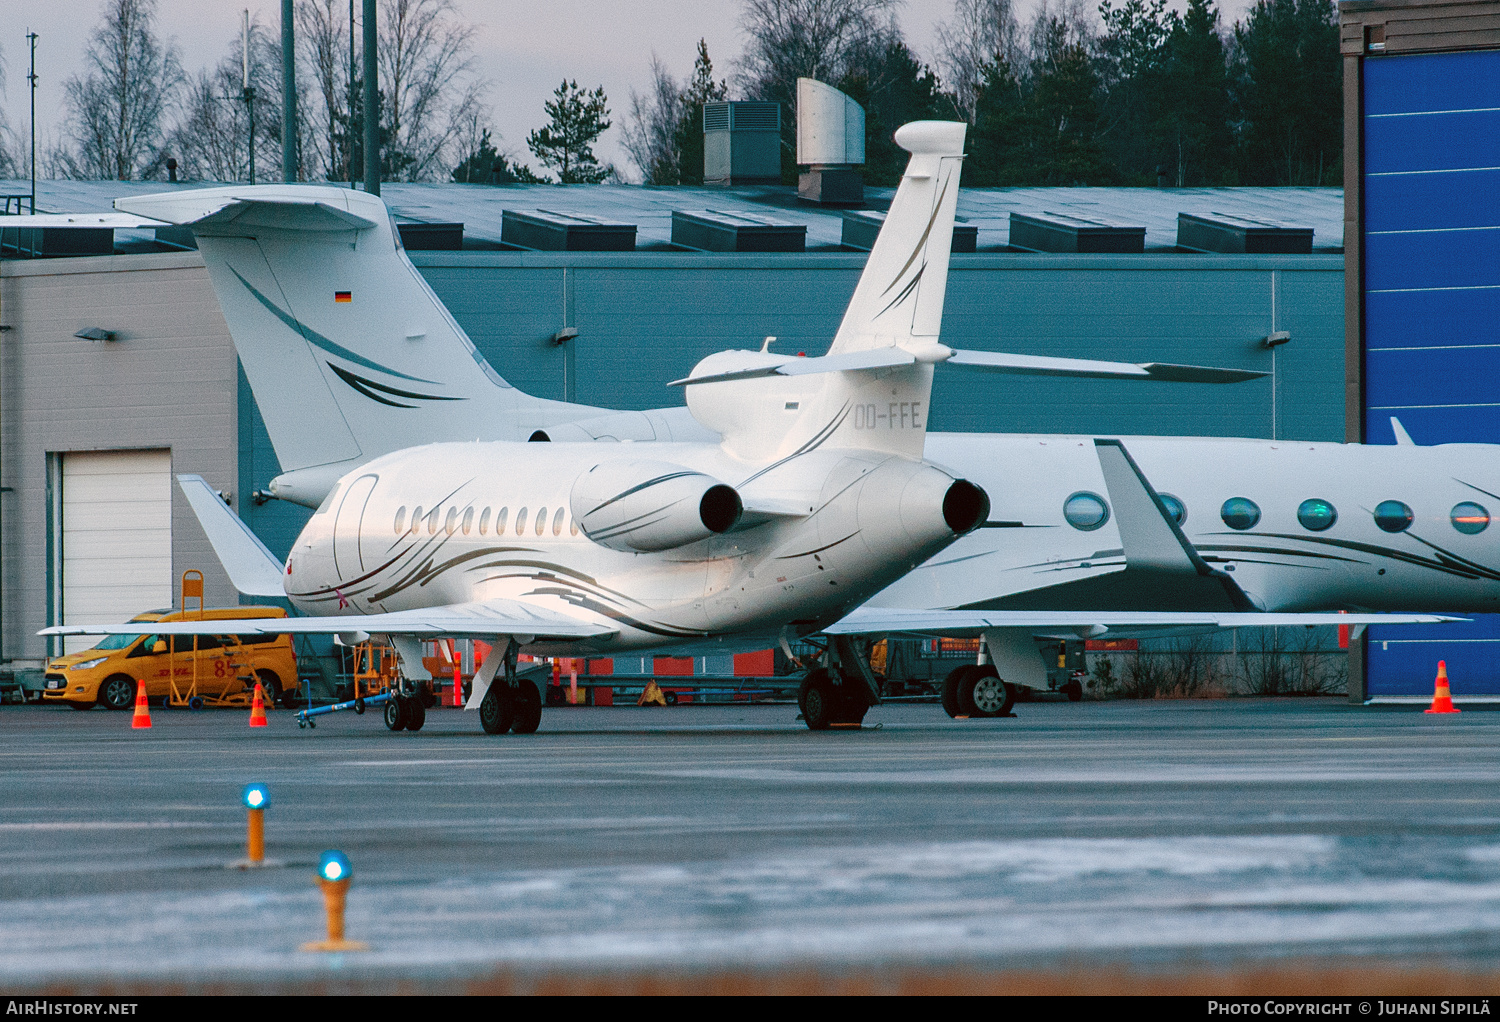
1,0 -> 1259,181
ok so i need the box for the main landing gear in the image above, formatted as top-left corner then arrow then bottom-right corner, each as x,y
798,636 -> 881,731
940,664 -> 1016,719
479,643 -> 542,736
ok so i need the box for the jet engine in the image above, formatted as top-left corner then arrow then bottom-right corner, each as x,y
571,459 -> 743,552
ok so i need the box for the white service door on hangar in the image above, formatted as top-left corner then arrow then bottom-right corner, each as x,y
61,450 -> 172,652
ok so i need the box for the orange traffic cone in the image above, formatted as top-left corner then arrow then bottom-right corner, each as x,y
249,682 -> 269,727
1425,660 -> 1460,714
131,679 -> 152,729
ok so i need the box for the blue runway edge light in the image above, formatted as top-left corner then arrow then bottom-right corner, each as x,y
319,850 -> 351,882
242,783 -> 269,810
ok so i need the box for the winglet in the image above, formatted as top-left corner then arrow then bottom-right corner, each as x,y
177,475 -> 287,597
1391,417 -> 1417,446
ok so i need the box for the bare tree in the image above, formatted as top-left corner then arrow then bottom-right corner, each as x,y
377,0 -> 481,181
935,0 -> 1023,123
737,0 -> 902,107
167,16 -> 293,182
0,46 -> 18,178
297,0 -> 354,181
623,55 -> 684,184
59,0 -> 184,180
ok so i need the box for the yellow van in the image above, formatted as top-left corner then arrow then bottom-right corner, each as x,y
43,607 -> 298,711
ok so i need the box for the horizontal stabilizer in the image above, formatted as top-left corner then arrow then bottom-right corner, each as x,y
40,598 -> 617,642
115,192 -> 377,234
0,212 -> 168,228
824,606 -> 1465,639
945,349 -> 1265,384
671,346 -> 1264,387
177,475 -> 287,597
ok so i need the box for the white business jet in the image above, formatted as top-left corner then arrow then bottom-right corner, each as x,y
37,121 -> 1463,731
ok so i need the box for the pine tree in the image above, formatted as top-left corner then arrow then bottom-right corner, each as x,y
837,39 -> 946,186
1231,0 -> 1341,185
450,128 -> 542,184
672,40 -> 727,186
527,80 -> 612,184
1160,0 -> 1233,185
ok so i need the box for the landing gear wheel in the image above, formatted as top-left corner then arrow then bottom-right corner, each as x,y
1063,679 -> 1084,702
418,683 -> 437,709
960,666 -> 1014,718
942,665 -> 978,718
99,675 -> 136,711
479,684 -> 514,735
403,694 -> 426,731
799,669 -> 836,731
832,673 -> 871,727
511,680 -> 542,734
384,696 -> 408,731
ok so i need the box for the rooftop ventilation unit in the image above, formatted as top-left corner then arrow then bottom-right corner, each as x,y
501,210 -> 637,251
1008,212 -> 1145,254
671,210 -> 806,252
1176,212 -> 1313,254
842,210 -> 975,252
396,220 -> 464,251
796,78 -> 864,206
703,101 -> 782,187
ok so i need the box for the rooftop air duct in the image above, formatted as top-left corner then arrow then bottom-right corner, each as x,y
703,101 -> 782,187
796,79 -> 864,206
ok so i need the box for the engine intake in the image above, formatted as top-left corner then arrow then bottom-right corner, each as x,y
571,460 -> 743,552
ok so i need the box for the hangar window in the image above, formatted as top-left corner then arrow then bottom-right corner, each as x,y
1063,491 -> 1110,531
1452,502 -> 1490,535
1159,493 -> 1186,526
444,507 -> 458,535
411,506 -> 423,533
1373,500 -> 1413,533
536,507 -> 548,536
462,508 -> 474,535
495,507 -> 508,534
515,508 -> 528,535
553,507 -> 565,536
393,506 -> 406,534
1297,498 -> 1337,532
1220,497 -> 1261,531
478,507 -> 491,534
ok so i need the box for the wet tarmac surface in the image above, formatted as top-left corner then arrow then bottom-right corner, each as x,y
3,698 -> 1500,985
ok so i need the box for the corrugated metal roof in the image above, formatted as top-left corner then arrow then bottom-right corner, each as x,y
0,178 -> 1344,252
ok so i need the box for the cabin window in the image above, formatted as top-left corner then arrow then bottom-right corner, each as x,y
462,508 -> 475,535
427,507 -> 439,535
411,506 -> 423,533
495,507 -> 508,534
553,507 -> 565,535
536,507 -> 548,536
444,508 -> 458,535
479,507 -> 491,534
1063,491 -> 1110,531
570,517 -> 580,537
1159,493 -> 1186,526
1220,497 -> 1261,531
393,506 -> 407,534
1452,501 -> 1490,535
515,508 -> 528,535
1373,500 -> 1413,533
1296,498 -> 1337,532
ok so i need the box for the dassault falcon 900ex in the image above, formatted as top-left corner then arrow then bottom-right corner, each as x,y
38,121 -> 1462,731
44,121 -> 1017,734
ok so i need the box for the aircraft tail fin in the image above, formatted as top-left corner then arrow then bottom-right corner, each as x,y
177,474 -> 287,597
828,122 -> 966,356
116,187 -> 592,473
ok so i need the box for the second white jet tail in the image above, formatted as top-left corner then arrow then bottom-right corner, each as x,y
115,187 -> 602,479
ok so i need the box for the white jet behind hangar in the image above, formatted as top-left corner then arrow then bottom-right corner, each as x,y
38,122 -> 1464,731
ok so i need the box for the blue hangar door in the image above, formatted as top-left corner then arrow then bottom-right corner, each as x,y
1363,49 -> 1500,696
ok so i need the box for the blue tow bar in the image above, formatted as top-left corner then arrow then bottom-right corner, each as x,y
296,691 -> 392,729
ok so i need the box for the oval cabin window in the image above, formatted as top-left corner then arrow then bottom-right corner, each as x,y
478,507 -> 491,534
393,506 -> 407,534
461,507 -> 474,535
515,508 -> 528,535
553,508 -> 565,535
536,507 -> 548,536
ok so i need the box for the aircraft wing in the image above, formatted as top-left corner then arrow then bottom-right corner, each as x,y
824,606 -> 1465,639
39,599 -> 616,642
